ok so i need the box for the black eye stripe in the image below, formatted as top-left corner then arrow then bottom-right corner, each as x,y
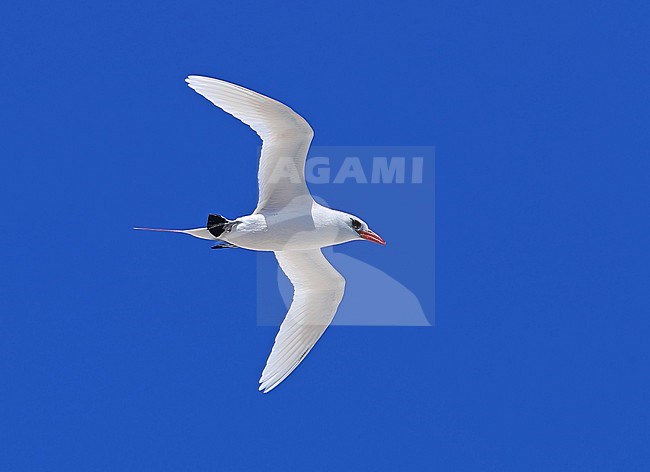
351,219 -> 362,230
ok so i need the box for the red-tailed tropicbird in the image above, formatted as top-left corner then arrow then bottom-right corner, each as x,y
136,76 -> 385,392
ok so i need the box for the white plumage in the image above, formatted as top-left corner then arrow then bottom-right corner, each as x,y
137,76 -> 385,392
186,76 -> 314,214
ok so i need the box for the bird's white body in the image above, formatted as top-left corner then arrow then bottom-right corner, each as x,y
222,204 -> 360,251
136,76 -> 385,392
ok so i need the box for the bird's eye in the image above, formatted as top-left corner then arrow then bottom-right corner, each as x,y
351,219 -> 362,230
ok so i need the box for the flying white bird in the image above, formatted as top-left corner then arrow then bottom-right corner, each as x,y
136,76 -> 385,392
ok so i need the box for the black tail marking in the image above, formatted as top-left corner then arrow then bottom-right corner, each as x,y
208,214 -> 227,227
206,213 -> 231,238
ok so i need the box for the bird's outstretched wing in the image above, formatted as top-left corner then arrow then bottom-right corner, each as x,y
259,249 -> 346,393
186,76 -> 314,214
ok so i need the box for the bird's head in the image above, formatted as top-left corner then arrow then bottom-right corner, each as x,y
339,213 -> 386,246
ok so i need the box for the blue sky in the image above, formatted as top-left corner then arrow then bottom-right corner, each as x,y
1,1 -> 649,470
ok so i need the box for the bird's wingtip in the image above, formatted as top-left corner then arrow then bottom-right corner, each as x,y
258,375 -> 276,393
186,75 -> 212,84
